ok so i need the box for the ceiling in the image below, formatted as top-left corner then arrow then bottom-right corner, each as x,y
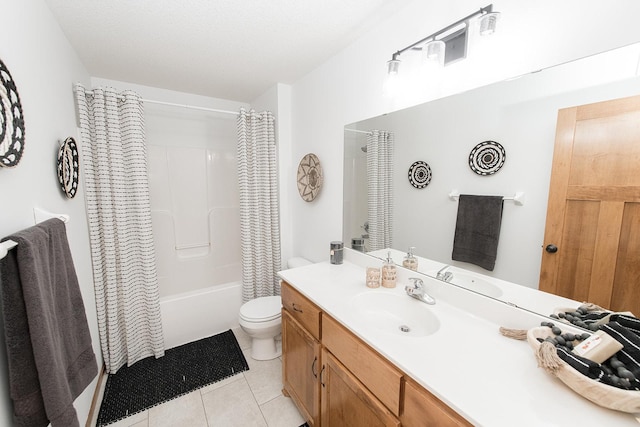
45,0 -> 414,102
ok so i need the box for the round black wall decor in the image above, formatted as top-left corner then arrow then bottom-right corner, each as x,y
57,137 -> 79,198
469,140 -> 505,176
0,59 -> 26,167
408,160 -> 432,189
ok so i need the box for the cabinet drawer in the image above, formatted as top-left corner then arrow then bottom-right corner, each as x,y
281,281 -> 321,340
401,379 -> 471,427
322,314 -> 402,416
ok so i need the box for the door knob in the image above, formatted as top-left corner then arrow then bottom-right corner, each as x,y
545,244 -> 558,253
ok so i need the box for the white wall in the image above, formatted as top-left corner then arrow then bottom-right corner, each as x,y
289,0 -> 640,267
252,84 -> 294,269
0,1 -> 98,425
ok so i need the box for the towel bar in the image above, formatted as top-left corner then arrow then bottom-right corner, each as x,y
33,207 -> 70,224
0,240 -> 18,260
1,209 -> 70,260
448,190 -> 525,206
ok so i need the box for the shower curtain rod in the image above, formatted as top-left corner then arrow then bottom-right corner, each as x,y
141,99 -> 239,116
79,88 -> 240,115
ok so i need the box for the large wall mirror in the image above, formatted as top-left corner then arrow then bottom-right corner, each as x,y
343,42 -> 640,317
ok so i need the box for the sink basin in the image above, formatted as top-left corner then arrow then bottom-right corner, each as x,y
350,292 -> 440,337
449,272 -> 503,298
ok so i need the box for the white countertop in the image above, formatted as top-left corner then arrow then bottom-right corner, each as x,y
278,250 -> 639,427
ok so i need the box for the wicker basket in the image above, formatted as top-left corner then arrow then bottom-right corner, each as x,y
527,326 -> 640,413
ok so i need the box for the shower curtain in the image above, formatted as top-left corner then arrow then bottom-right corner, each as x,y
367,130 -> 394,251
75,84 -> 164,373
237,108 -> 281,302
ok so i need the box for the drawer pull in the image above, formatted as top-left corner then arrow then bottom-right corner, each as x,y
292,303 -> 303,313
320,365 -> 326,388
312,356 -> 318,378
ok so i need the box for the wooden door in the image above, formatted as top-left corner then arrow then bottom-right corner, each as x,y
540,94 -> 640,315
320,349 -> 400,427
282,310 -> 321,426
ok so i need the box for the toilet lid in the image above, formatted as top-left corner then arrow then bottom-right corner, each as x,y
240,296 -> 282,322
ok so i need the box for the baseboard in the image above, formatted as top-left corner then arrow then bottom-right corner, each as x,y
86,364 -> 106,427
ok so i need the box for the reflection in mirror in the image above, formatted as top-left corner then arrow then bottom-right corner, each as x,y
344,42 -> 640,318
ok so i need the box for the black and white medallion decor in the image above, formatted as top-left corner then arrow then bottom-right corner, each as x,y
408,160 -> 432,189
468,140 -> 505,176
57,137 -> 80,198
0,59 -> 26,167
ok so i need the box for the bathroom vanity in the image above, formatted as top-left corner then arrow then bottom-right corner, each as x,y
278,250 -> 639,426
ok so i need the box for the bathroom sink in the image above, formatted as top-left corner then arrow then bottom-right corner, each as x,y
350,292 -> 440,337
449,272 -> 503,298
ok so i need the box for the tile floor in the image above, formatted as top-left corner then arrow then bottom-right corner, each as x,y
94,328 -> 305,427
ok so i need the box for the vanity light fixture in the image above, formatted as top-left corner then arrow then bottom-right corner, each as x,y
422,39 -> 446,64
386,4 -> 499,74
479,11 -> 500,36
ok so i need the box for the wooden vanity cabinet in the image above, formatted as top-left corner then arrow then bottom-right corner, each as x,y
321,349 -> 400,427
401,378 -> 471,427
281,281 -> 322,426
282,310 -> 321,425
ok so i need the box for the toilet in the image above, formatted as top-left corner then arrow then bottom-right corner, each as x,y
239,257 -> 312,360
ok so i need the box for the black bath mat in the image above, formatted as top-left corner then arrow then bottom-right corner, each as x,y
96,329 -> 249,426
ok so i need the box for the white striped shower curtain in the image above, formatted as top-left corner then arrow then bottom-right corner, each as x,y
237,108 -> 281,302
367,130 -> 394,251
75,84 -> 164,373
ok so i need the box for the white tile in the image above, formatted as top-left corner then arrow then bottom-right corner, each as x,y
199,371 -> 244,394
201,376 -> 267,427
260,395 -> 305,427
242,349 -> 284,405
232,327 -> 252,351
147,391 -> 207,427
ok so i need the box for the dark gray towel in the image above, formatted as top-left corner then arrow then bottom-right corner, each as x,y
452,195 -> 504,271
0,218 -> 97,427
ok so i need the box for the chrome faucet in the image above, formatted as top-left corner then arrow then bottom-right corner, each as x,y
404,278 -> 436,305
436,265 -> 453,282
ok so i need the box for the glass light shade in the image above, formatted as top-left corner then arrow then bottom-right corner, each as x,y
422,40 -> 445,63
479,12 -> 499,36
387,59 -> 400,75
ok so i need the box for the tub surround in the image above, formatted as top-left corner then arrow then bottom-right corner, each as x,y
278,249 -> 638,426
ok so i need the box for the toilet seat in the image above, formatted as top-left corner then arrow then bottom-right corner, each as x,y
239,296 -> 281,322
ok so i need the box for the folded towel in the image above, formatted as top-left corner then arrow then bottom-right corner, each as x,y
451,195 -> 503,271
0,218 -> 97,426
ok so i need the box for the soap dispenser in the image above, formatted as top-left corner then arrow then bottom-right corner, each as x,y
381,251 -> 397,288
402,247 -> 418,271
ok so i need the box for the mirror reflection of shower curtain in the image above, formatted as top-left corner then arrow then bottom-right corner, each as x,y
237,108 -> 281,302
75,84 -> 165,374
367,130 -> 394,251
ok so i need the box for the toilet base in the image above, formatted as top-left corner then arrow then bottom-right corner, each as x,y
250,336 -> 281,360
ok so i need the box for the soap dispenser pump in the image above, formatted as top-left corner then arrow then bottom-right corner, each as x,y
381,251 -> 397,288
403,247 -> 418,271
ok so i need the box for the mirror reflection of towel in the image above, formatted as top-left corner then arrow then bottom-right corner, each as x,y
452,195 -> 503,271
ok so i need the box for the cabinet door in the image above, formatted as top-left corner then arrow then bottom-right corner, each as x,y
282,310 -> 321,426
401,379 -> 471,427
321,349 -> 400,427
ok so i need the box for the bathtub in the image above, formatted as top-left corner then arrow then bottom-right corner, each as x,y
160,281 -> 243,349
